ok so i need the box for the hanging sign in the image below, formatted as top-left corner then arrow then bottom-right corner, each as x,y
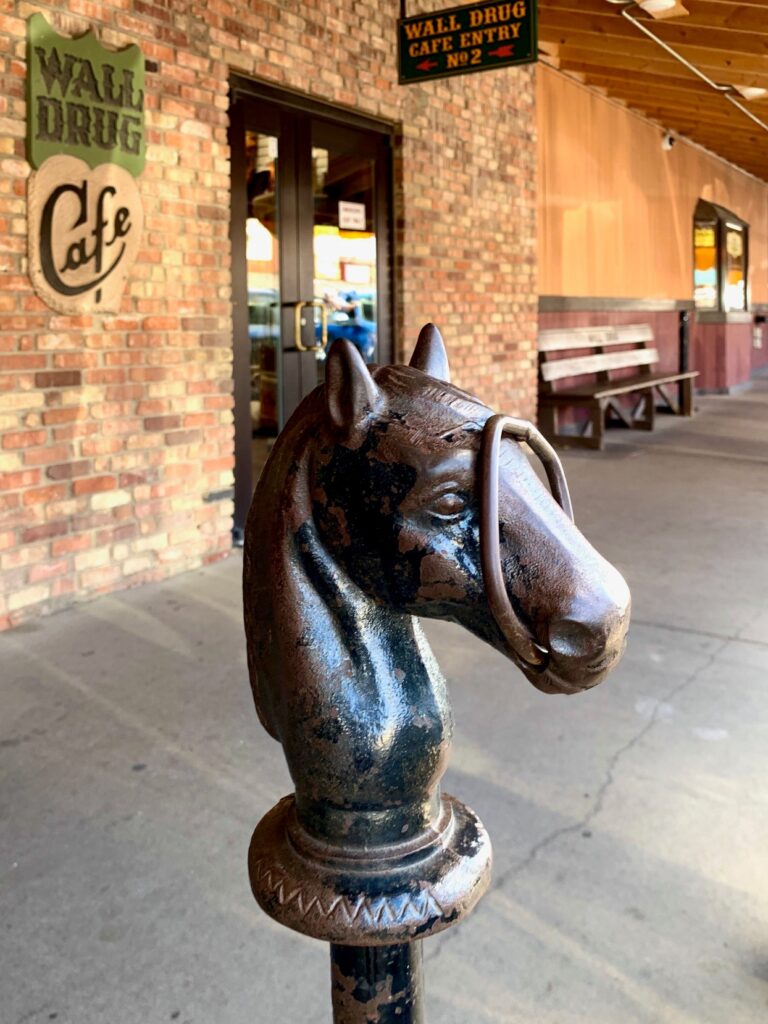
26,14 -> 145,314
398,0 -> 537,84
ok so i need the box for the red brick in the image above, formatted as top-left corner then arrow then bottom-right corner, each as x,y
28,560 -> 69,583
2,430 -> 47,449
183,413 -> 217,428
52,534 -> 92,557
164,429 -> 200,445
35,371 -> 82,388
119,473 -> 147,487
0,469 -> 40,490
42,407 -> 87,426
21,521 -> 69,544
0,354 -> 47,370
23,484 -> 68,506
142,316 -> 180,330
144,415 -> 180,431
73,475 -> 117,496
24,445 -> 72,466
202,457 -> 233,473
47,460 -> 91,480
95,523 -> 138,545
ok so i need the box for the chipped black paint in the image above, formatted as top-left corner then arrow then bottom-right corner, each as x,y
331,942 -> 424,1024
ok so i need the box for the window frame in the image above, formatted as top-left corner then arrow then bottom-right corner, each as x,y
693,199 -> 749,314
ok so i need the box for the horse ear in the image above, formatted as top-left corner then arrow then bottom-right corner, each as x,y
409,323 -> 450,382
325,339 -> 384,438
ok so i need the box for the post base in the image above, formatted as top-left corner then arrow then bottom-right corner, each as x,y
248,792 -> 491,946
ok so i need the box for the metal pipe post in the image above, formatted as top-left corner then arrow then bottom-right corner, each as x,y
330,942 -> 424,1024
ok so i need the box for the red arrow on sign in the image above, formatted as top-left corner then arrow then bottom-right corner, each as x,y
416,59 -> 439,71
488,44 -> 515,58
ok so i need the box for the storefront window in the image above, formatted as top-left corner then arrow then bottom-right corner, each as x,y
693,200 -> 748,313
724,223 -> 746,312
693,222 -> 718,310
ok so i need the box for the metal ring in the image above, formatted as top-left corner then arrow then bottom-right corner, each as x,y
480,414 -> 574,672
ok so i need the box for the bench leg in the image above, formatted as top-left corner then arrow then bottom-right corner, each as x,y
638,390 -> 655,431
680,377 -> 694,416
590,401 -> 605,450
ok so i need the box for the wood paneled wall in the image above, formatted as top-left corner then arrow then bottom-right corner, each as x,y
538,64 -> 768,303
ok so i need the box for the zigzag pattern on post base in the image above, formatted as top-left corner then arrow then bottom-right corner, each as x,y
248,793 -> 492,947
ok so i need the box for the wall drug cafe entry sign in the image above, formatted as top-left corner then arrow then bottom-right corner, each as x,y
398,1 -> 536,84
26,14 -> 145,315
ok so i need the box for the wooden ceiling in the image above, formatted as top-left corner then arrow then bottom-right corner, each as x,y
537,1 -> 768,181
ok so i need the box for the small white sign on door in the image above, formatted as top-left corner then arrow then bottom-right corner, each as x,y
338,200 -> 366,231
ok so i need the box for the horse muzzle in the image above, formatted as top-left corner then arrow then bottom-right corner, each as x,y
531,573 -> 632,694
480,413 -> 631,695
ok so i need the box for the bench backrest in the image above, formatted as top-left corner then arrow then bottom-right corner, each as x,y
538,324 -> 658,385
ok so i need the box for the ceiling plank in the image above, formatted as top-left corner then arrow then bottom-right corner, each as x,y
554,46 -> 768,86
553,60 -> 764,95
538,27 -> 768,76
542,0 -> 768,35
538,9 -> 768,56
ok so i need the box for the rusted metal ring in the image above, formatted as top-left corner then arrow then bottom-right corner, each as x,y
480,414 -> 574,671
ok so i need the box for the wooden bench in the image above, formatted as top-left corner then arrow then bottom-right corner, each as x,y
538,323 -> 698,450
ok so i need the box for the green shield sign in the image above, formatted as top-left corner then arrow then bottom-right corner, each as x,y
27,13 -> 145,177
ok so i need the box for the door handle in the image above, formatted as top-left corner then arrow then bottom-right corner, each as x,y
293,300 -> 327,352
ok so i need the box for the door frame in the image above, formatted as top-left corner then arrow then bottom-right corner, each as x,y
228,78 -> 396,541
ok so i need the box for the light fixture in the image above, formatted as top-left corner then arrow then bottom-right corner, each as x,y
733,85 -> 767,102
637,0 -> 675,13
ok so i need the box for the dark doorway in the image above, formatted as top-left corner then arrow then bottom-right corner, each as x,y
229,81 -> 394,540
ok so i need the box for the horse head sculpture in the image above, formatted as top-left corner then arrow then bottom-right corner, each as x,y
244,325 -> 630,947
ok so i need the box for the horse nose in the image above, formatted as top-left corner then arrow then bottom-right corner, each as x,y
548,570 -> 631,668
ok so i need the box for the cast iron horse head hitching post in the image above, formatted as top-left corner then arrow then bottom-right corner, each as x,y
243,325 -> 630,1022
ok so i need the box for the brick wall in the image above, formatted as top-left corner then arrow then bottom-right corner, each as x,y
0,0 -> 538,629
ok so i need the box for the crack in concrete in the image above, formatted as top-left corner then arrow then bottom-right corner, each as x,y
425,639 -> 727,965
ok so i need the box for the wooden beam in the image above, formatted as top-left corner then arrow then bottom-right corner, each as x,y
552,46 -> 768,86
539,8 -> 768,56
554,62 -> 764,100
537,27 -> 768,76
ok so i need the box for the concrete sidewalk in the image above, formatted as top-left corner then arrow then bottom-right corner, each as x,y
2,384 -> 768,1024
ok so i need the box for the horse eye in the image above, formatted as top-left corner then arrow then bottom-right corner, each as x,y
430,491 -> 466,520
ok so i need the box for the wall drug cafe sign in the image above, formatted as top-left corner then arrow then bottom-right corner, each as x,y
398,0 -> 537,84
26,15 -> 145,315
27,13 -> 145,176
28,156 -> 143,316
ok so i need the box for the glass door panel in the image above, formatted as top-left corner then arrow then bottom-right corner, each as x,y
244,129 -> 280,479
312,145 -> 378,382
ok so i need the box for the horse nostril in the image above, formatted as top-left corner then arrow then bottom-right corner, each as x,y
548,618 -> 602,661
548,565 -> 631,667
